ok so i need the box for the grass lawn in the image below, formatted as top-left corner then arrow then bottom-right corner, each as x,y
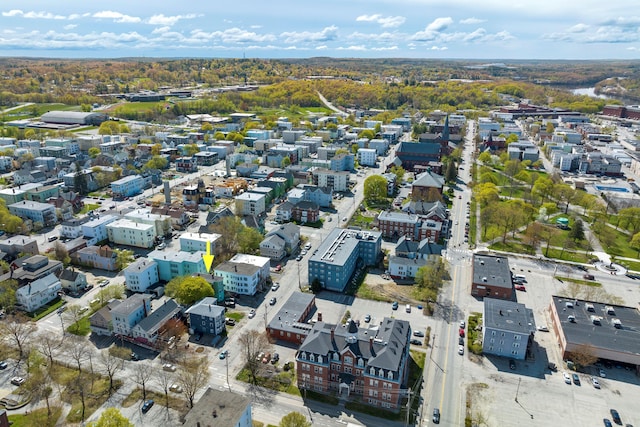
67,315 -> 91,336
355,282 -> 394,302
617,258 -> 640,272
225,311 -> 245,321
30,298 -> 65,320
121,387 -> 186,412
489,240 -> 535,255
8,406 -> 62,427
544,248 -> 591,263
498,186 -> 527,199
236,366 -> 300,396
64,376 -> 122,423
114,101 -> 168,114
467,313 -> 483,354
79,203 -> 100,214
554,276 -> 601,287
4,103 -> 79,120
601,228 -> 637,258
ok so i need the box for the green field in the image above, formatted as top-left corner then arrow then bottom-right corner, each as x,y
2,103 -> 80,120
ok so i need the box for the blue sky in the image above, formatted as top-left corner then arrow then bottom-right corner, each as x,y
0,0 -> 638,59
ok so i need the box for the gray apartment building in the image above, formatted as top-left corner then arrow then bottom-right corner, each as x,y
482,298 -> 535,360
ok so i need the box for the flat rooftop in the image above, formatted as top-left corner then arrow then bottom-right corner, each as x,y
472,254 -> 512,289
484,298 -> 535,334
309,228 -> 381,267
552,296 -> 640,356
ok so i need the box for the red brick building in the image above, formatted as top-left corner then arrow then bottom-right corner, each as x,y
296,318 -> 411,412
471,254 -> 514,300
267,292 -> 315,345
291,201 -> 320,224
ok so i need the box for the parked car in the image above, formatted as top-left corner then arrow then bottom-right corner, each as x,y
459,337 -> 464,345
141,399 -> 155,413
537,325 -> 549,332
255,352 -> 265,362
271,353 -> 280,364
413,331 -> 424,337
509,359 -> 516,370
130,352 -> 139,361
514,284 -> 526,291
599,368 -> 606,378
269,297 -> 277,305
364,314 -> 371,323
271,282 -> 280,291
572,373 -> 581,385
0,361 -> 7,370
410,339 -> 422,346
274,264 -> 282,272
432,408 -> 440,424
548,362 -> 557,372
583,273 -> 595,280
459,328 -> 465,338
592,377 -> 601,389
458,345 -> 464,355
391,301 -> 399,310
296,255 -> 303,261
219,350 -> 228,360
10,376 -> 25,386
169,384 -> 183,393
563,372 -> 572,384
610,409 -> 621,425
248,309 -> 256,319
162,363 -> 176,372
459,320 -> 465,329
603,419 -> 613,427
225,318 -> 236,326
262,353 -> 271,364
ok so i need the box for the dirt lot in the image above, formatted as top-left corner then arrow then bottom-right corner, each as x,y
360,269 -> 424,305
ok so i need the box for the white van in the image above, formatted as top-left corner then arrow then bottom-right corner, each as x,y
405,304 -> 411,313
513,274 -> 526,283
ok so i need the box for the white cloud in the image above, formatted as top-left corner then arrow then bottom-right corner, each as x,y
93,11 -> 141,23
371,46 -> 399,51
601,16 -> 640,28
63,24 -> 77,30
356,14 -> 405,28
250,25 -> 262,29
280,26 -> 338,44
430,46 -> 448,51
567,23 -> 589,33
337,45 -> 367,51
147,14 -> 198,26
460,17 -> 485,25
2,10 -> 24,17
23,11 -> 66,20
152,26 -> 172,35
316,45 -> 328,50
426,17 -> 453,32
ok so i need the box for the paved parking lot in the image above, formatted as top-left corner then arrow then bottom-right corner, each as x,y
461,255 -> 640,427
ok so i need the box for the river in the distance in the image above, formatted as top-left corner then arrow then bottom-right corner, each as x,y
570,87 -> 635,104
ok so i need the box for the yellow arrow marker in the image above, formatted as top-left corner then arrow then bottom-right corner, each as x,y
203,240 -> 215,273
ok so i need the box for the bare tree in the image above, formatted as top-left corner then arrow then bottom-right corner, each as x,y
154,368 -> 174,409
0,316 -> 37,360
238,330 -> 270,385
36,332 -> 62,367
63,305 -> 86,335
65,336 -> 89,373
570,343 -> 598,369
132,361 -> 154,401
67,372 -> 90,424
178,357 -> 210,408
99,349 -> 124,395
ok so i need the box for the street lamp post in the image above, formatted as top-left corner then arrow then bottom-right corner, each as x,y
226,351 -> 231,392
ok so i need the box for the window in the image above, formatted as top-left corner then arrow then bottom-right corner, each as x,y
344,356 -> 353,365
300,352 -> 307,360
344,366 -> 352,374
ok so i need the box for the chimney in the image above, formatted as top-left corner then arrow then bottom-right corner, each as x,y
369,337 -> 374,352
330,328 -> 335,342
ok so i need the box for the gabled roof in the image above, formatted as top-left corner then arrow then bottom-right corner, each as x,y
185,297 -> 226,318
135,298 -> 180,333
412,170 -> 445,188
397,141 -> 441,155
261,234 -> 285,249
59,268 -> 81,282
111,294 -> 151,317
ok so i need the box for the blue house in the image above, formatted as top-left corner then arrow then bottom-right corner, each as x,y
185,297 -> 226,337
111,175 -> 144,198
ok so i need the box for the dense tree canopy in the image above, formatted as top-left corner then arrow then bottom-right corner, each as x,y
363,175 -> 388,202
166,276 -> 214,306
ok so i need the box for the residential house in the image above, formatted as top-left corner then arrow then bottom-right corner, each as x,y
259,235 -> 286,260
176,157 -> 198,173
9,255 -> 63,286
296,317 -> 411,412
9,200 -> 57,227
185,297 -> 226,337
182,388 -> 252,427
179,232 -> 222,254
111,175 -> 144,198
275,201 -> 294,223
265,223 -> 300,254
213,254 -> 270,295
124,259 -> 160,293
81,214 -> 118,246
235,192 -> 266,217
292,201 -> 320,224
130,299 -> 181,345
151,206 -> 191,229
73,245 -> 117,270
89,300 -> 122,336
388,236 -> 443,279
357,148 -> 377,166
125,208 -> 172,238
58,268 -> 88,294
148,249 -> 207,282
0,235 -> 39,259
106,219 -> 156,248
111,294 -> 152,336
61,217 -> 91,239
15,273 -> 61,312
482,298 -> 535,360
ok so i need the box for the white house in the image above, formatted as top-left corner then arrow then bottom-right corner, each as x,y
213,254 -> 270,296
179,232 -> 222,254
61,217 -> 90,239
235,192 -> 266,216
124,259 -> 159,293
81,214 -> 118,246
15,273 -> 61,312
357,148 -> 377,166
106,219 -> 156,248
130,299 -> 181,344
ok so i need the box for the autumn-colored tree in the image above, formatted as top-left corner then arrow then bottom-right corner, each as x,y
569,343 -> 598,369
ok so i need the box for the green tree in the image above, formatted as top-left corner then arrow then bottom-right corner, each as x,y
310,277 -> 322,293
281,156 -> 291,167
98,121 -> 122,135
444,161 -> 457,183
279,412 -> 312,427
630,232 -> 640,257
358,129 -> 375,140
363,175 -> 388,202
73,164 -> 89,195
114,249 -> 134,270
143,155 -> 168,170
87,408 -> 134,427
178,357 -> 211,408
390,165 -> 405,183
0,279 -> 18,311
477,151 -> 492,164
184,143 -> 200,156
165,276 -> 214,306
88,147 -> 101,158
568,219 -> 585,241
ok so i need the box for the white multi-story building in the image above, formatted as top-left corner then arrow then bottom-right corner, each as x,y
179,232 -> 222,254
9,200 -> 57,227
81,214 -> 118,245
124,259 -> 159,293
125,208 -> 172,238
15,273 -> 61,312
357,148 -> 377,166
235,192 -> 266,216
311,169 -> 349,192
213,254 -> 270,296
106,219 -> 156,248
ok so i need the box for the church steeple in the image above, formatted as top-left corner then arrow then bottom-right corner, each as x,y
441,115 -> 450,142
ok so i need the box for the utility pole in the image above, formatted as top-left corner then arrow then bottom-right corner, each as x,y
297,261 -> 301,290
226,351 -> 231,392
404,389 -> 412,427
264,305 -> 268,330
